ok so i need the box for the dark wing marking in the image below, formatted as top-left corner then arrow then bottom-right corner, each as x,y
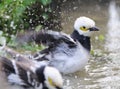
0,56 -> 44,88
0,57 -> 15,76
31,30 -> 77,61
31,30 -> 76,47
33,47 -> 51,61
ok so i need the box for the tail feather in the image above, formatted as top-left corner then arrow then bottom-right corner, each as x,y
0,57 -> 15,76
0,57 -> 38,87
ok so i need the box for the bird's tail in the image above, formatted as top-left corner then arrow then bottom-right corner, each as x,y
0,57 -> 15,75
0,56 -> 35,87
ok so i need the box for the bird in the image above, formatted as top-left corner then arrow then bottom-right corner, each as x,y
28,16 -> 99,74
0,55 -> 63,89
29,16 -> 99,74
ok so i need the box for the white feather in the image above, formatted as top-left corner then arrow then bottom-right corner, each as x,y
48,42 -> 89,74
11,60 -> 19,74
8,74 -> 25,85
74,16 -> 95,36
44,67 -> 63,89
27,71 -> 31,83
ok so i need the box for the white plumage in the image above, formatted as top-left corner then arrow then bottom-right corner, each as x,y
0,56 -> 63,89
0,16 -> 99,75
31,16 -> 99,74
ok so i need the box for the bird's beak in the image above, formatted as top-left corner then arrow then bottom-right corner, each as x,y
89,27 -> 99,31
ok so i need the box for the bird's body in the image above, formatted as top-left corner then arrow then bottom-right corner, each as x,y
48,42 -> 89,74
31,16 -> 99,74
0,56 -> 63,89
33,31 -> 89,74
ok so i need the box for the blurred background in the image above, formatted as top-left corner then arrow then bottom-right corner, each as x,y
0,0 -> 120,89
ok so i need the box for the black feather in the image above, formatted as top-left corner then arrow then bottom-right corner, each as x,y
71,30 -> 91,51
35,66 -> 45,83
31,30 -> 76,48
0,57 -> 15,76
0,56 -> 46,88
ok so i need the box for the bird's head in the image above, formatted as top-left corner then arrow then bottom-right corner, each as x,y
74,16 -> 99,37
44,66 -> 63,89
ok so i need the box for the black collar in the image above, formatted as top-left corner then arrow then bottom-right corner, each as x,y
36,66 -> 46,83
71,30 -> 91,51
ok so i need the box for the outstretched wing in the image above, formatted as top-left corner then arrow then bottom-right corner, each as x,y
2,46 -> 48,66
31,30 -> 76,47
0,56 -> 42,88
31,30 -> 77,61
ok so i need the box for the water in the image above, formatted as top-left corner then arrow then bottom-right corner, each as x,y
61,1 -> 120,89
1,1 -> 120,89
61,0 -> 108,50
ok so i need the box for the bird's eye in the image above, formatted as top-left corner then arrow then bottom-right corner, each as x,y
80,26 -> 88,31
83,26 -> 86,29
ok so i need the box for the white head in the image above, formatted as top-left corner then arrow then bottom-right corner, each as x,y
44,66 -> 63,89
74,16 -> 99,37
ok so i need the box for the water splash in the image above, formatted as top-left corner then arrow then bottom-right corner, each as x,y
105,1 -> 120,52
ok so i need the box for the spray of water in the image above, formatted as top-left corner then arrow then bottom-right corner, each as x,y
105,1 -> 120,52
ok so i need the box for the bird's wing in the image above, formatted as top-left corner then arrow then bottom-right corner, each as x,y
0,56 -> 41,87
31,30 -> 77,61
31,30 -> 76,46
2,46 -> 48,66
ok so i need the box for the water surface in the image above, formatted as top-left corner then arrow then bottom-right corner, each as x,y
61,1 -> 120,89
1,1 -> 120,89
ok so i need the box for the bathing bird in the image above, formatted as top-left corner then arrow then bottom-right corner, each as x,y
30,16 -> 99,74
0,56 -> 63,89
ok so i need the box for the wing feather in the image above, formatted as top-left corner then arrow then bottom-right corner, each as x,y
31,30 -> 76,46
0,56 -> 41,87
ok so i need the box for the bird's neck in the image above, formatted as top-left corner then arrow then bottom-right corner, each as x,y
36,66 -> 49,89
71,30 -> 91,51
36,66 -> 45,83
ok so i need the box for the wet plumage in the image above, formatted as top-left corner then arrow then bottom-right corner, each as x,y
30,16 -> 99,74
0,56 -> 63,89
